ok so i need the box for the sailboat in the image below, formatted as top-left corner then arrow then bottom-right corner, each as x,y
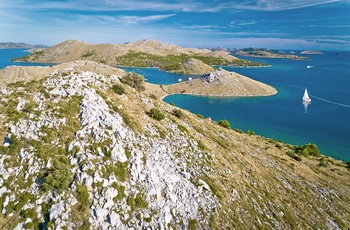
302,88 -> 311,102
302,88 -> 311,113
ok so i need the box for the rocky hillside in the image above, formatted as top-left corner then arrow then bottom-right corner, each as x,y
162,69 -> 277,97
11,39 -> 266,70
0,61 -> 350,229
163,57 -> 214,75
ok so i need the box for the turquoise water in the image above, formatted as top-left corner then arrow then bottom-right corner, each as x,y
120,67 -> 198,85
0,48 -> 52,68
163,52 -> 350,161
2,49 -> 349,161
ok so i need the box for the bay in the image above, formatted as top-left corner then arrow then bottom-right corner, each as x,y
163,52 -> 350,161
2,48 -> 349,161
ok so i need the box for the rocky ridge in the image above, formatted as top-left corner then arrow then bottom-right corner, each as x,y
0,61 -> 350,229
0,64 -> 217,229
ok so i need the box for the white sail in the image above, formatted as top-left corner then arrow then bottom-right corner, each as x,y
302,88 -> 311,102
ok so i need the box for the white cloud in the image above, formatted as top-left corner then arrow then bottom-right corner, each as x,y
118,14 -> 176,25
226,0 -> 341,11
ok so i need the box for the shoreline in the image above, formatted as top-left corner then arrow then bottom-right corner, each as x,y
160,90 -> 278,101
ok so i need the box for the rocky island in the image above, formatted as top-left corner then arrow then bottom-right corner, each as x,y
235,47 -> 308,60
12,39 -> 267,70
300,50 -> 324,54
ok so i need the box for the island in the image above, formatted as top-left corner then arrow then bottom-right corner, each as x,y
234,47 -> 308,60
299,50 -> 324,54
11,39 -> 268,69
0,42 -> 47,49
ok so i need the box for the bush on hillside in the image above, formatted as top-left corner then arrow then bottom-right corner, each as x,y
218,119 -> 230,129
172,109 -> 184,119
346,162 -> 350,169
121,72 -> 145,92
148,108 -> 165,121
295,143 -> 320,157
111,84 -> 125,95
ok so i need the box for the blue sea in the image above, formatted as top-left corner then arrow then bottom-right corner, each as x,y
1,48 -> 349,161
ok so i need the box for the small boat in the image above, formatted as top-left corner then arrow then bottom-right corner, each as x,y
302,88 -> 311,113
302,88 -> 311,102
307,65 -> 313,69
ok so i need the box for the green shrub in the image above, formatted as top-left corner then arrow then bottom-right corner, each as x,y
246,130 -> 255,135
346,162 -> 350,169
218,119 -> 230,129
197,140 -> 207,150
178,124 -> 189,134
148,108 -> 165,121
41,164 -> 73,192
24,222 -> 34,229
0,145 -> 9,155
112,182 -> 126,200
126,196 -> 135,206
76,184 -> 90,212
135,193 -> 148,209
111,84 -> 126,95
21,208 -> 38,219
172,109 -> 184,119
14,192 -> 35,212
196,114 -> 204,119
81,50 -> 96,58
121,72 -> 145,92
188,219 -> 198,230
149,94 -> 157,100
295,143 -> 320,157
234,128 -> 243,133
9,135 -> 22,155
286,151 -> 302,161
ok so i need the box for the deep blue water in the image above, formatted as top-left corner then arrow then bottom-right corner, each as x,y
163,52 -> 350,161
0,48 -> 52,69
1,48 -> 349,161
120,67 -> 196,85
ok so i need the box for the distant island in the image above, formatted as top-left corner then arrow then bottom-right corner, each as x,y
234,47 -> 308,60
0,42 -> 47,49
11,39 -> 268,73
299,50 -> 324,54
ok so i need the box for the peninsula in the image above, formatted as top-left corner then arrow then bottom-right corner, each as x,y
0,60 -> 277,98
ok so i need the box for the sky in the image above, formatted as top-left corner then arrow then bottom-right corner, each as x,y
1,0 -> 350,50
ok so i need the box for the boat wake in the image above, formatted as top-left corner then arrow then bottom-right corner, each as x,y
309,94 -> 350,108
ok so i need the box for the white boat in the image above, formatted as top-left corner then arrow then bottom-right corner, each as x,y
307,65 -> 313,68
302,88 -> 311,102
